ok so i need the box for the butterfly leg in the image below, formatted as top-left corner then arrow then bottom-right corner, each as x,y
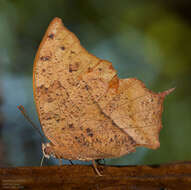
69,160 -> 74,165
40,155 -> 45,166
92,160 -> 102,176
59,159 -> 62,166
95,159 -> 105,165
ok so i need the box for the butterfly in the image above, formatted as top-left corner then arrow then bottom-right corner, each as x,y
20,17 -> 174,176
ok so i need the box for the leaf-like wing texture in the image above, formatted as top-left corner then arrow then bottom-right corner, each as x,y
33,18 -> 138,160
83,62 -> 174,149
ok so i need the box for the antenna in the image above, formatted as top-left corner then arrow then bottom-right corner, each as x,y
17,105 -> 45,140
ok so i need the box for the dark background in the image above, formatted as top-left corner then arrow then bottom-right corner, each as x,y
0,0 -> 191,167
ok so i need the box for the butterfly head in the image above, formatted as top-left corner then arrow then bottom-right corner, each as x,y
42,142 -> 56,159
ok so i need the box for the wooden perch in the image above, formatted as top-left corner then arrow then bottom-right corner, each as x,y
1,162 -> 191,190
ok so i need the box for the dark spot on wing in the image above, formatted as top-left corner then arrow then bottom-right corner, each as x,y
112,121 -> 115,126
69,123 -> 74,129
69,62 -> 79,72
47,97 -> 54,103
40,56 -> 51,61
86,128 -> 91,133
87,67 -> 92,72
48,33 -> 54,39
85,85 -> 89,90
88,133 -> 93,137
56,118 -> 60,122
60,46 -> 65,50
86,128 -> 93,137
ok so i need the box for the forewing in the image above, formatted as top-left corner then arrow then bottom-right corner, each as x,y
33,18 -> 136,160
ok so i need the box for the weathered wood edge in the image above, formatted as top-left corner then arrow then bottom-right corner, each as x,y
1,161 -> 191,189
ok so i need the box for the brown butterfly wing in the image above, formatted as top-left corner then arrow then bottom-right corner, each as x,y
33,18 -> 136,160
82,58 -> 174,149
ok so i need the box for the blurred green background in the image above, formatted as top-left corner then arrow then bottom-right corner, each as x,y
0,0 -> 190,167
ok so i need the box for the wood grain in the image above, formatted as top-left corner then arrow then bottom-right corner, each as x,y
1,162 -> 191,189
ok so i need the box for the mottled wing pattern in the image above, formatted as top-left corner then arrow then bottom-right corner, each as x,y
82,58 -> 174,149
33,18 -> 136,160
